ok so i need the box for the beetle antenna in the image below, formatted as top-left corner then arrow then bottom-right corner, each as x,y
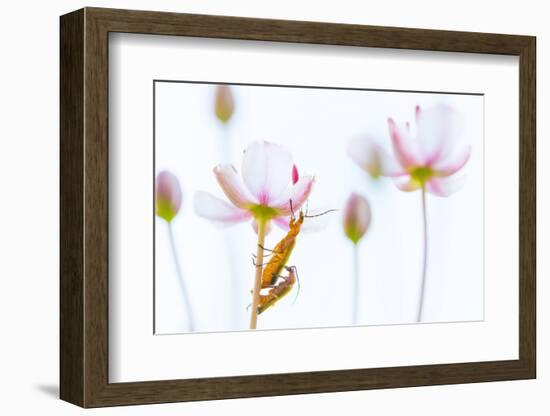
289,199 -> 296,219
289,266 -> 301,305
304,208 -> 339,218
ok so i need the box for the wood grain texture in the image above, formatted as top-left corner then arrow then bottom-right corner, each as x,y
59,7 -> 537,408
59,8 -> 84,407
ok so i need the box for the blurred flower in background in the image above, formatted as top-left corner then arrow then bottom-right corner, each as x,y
214,84 -> 235,124
155,170 -> 195,330
343,192 -> 371,245
343,192 -> 371,324
156,170 -> 182,222
347,136 -> 400,180
348,105 -> 470,196
386,105 -> 471,196
350,104 -> 471,323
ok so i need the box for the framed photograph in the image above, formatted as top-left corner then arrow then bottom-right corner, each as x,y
60,7 -> 536,408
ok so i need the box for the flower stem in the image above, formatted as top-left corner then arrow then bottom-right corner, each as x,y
249,220 -> 267,329
352,243 -> 360,325
416,187 -> 428,322
219,127 -> 241,328
167,222 -> 195,331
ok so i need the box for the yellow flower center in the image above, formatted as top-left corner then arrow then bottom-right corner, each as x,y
249,204 -> 279,222
410,166 -> 434,187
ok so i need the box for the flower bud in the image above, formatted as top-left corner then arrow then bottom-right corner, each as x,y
343,193 -> 371,244
214,85 -> 235,123
292,164 -> 299,185
156,171 -> 182,222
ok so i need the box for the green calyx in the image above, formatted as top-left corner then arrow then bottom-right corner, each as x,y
249,204 -> 279,222
156,201 -> 177,222
345,228 -> 363,245
410,166 -> 434,187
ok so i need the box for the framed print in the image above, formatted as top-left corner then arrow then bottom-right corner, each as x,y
60,7 -> 536,408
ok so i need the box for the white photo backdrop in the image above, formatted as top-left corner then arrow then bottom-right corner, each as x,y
154,82 -> 484,334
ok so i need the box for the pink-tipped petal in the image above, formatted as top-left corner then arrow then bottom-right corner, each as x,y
392,175 -> 421,192
272,216 -> 291,231
241,141 -> 293,204
426,176 -> 466,197
270,175 -> 315,215
416,105 -> 460,165
292,164 -> 299,185
194,191 -> 251,224
433,144 -> 471,177
213,164 -> 255,209
388,118 -> 422,169
347,136 -> 405,178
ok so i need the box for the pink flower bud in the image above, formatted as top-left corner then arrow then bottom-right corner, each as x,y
214,85 -> 235,123
343,193 -> 371,244
292,164 -> 299,185
156,171 -> 182,222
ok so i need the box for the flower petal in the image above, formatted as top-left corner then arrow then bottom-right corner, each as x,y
272,216 -> 291,231
241,141 -> 293,204
416,105 -> 460,165
426,176 -> 466,197
270,176 -> 315,216
433,144 -> 471,177
214,164 -> 255,209
392,175 -> 421,192
347,136 -> 405,178
194,191 -> 251,224
388,118 -> 422,169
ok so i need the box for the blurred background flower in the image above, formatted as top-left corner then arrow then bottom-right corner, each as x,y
388,105 -> 470,196
347,136 -> 400,180
343,192 -> 371,324
155,170 -> 195,331
344,192 -> 371,245
156,170 -> 182,223
214,84 -> 235,124
350,104 -> 471,323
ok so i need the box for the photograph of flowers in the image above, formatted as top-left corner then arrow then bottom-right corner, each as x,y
154,81 -> 483,334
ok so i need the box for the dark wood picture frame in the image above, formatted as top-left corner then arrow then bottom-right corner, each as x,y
60,7 -> 536,408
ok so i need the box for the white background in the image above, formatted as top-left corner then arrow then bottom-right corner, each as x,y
154,82 -> 484,333
0,0 -> 546,414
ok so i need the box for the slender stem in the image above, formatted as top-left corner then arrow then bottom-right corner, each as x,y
219,127 -> 241,328
167,222 -> 195,331
224,234 -> 241,328
249,220 -> 267,329
352,243 -> 360,325
416,187 -> 428,322
219,126 -> 231,163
